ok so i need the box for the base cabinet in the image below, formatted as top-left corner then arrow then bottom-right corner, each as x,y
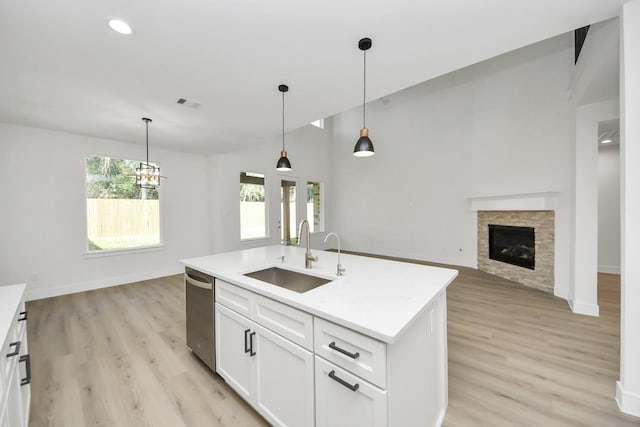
214,279 -> 448,427
215,303 -> 253,401
0,285 -> 30,427
215,290 -> 314,427
315,357 -> 387,427
254,323 -> 314,426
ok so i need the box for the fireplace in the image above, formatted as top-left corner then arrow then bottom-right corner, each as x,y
476,209 -> 553,294
488,224 -> 535,270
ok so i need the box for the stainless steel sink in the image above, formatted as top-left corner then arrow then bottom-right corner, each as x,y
243,267 -> 332,293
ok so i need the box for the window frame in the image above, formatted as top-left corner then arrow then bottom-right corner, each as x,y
306,180 -> 324,233
84,154 -> 164,256
240,171 -> 269,242
310,118 -> 325,129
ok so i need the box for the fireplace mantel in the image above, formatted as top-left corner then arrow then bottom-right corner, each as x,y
467,192 -> 560,211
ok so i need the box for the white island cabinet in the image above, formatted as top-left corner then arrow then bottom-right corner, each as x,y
0,284 -> 30,427
183,245 -> 458,427
215,280 -> 314,426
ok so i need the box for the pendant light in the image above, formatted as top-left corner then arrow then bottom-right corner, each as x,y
276,84 -> 292,171
354,37 -> 374,157
135,117 -> 161,189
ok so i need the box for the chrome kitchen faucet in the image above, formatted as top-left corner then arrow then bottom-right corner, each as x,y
324,232 -> 345,276
297,220 -> 318,269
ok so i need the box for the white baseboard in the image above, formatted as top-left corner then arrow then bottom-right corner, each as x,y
25,266 -> 183,301
598,265 -> 621,274
616,381 -> 640,418
568,299 -> 600,317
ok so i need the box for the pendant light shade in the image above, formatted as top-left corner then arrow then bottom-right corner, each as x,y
136,117 -> 161,189
276,84 -> 292,171
354,37 -> 374,157
276,151 -> 292,170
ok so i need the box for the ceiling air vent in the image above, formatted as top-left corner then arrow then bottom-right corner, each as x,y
176,98 -> 202,109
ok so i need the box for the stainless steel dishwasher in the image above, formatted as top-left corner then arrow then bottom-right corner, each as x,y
185,267 -> 215,371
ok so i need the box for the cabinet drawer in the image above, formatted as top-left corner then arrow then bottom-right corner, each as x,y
215,280 -> 252,317
315,357 -> 387,427
253,295 -> 313,351
314,318 -> 387,388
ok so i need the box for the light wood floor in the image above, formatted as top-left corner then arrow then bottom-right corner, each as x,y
27,276 -> 269,427
443,269 -> 639,427
26,269 -> 640,426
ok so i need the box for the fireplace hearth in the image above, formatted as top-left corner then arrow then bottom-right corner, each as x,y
489,224 -> 535,270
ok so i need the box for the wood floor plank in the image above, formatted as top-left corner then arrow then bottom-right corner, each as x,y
26,267 -> 640,426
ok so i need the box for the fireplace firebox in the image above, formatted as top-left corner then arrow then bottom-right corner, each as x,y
488,224 -> 535,270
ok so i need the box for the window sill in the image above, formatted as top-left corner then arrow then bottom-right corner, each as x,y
83,244 -> 166,258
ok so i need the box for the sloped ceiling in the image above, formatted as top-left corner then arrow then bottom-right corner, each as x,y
0,0 -> 626,153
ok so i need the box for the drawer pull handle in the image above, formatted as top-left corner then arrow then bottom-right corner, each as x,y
328,370 -> 359,392
329,341 -> 360,359
19,354 -> 31,386
7,341 -> 21,358
244,329 -> 251,353
18,311 -> 27,321
249,332 -> 256,357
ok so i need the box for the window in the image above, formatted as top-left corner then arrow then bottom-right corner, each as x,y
281,179 -> 297,245
86,155 -> 160,251
307,181 -> 323,232
240,172 -> 266,240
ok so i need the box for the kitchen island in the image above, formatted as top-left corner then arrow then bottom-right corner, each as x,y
182,245 -> 458,427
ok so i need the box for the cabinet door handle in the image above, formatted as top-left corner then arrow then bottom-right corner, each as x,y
18,311 -> 27,321
19,354 -> 31,386
328,370 -> 359,392
244,329 -> 251,354
6,341 -> 20,358
328,341 -> 360,359
249,332 -> 256,357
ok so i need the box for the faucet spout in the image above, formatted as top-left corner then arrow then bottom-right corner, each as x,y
324,232 -> 345,276
297,220 -> 318,269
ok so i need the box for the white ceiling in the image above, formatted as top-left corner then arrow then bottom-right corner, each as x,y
0,0 -> 626,154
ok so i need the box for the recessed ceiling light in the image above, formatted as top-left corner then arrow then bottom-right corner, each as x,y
601,139 -> 612,144
108,19 -> 132,35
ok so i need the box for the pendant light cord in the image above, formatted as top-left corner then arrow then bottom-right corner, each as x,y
282,90 -> 285,151
363,49 -> 367,128
145,120 -> 149,165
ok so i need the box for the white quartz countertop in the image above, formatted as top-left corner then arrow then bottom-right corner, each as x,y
181,246 -> 458,344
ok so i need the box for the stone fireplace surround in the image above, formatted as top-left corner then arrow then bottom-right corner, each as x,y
468,193 -> 557,294
478,210 -> 554,293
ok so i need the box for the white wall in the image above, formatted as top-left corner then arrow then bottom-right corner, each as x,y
208,124 -> 333,254
328,33 -> 575,298
598,144 -> 621,273
569,19 -> 619,316
0,123 -> 210,300
572,100 -> 618,316
617,0 -> 640,417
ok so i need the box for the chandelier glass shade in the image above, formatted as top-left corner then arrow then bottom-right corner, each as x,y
136,117 -> 161,189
